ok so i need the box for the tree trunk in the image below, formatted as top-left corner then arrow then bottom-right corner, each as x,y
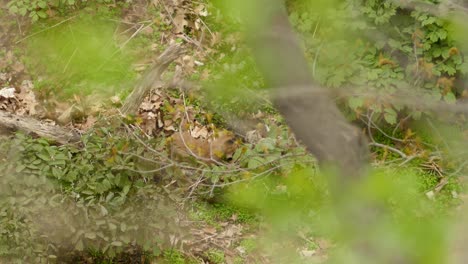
247,1 -> 369,182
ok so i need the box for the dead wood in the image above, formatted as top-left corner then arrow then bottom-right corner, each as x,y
0,111 -> 80,144
120,43 -> 185,115
0,44 -> 184,145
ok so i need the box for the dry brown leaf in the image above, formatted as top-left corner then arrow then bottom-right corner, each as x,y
300,249 -> 317,258
173,9 -> 188,34
110,95 -> 121,105
150,94 -> 161,102
210,32 -> 222,47
142,26 -> 154,35
56,105 -> 74,125
12,61 -> 25,73
194,4 -> 208,17
203,227 -> 217,235
18,80 -> 39,116
0,87 -> 15,99
80,115 -> 98,131
190,126 -> 209,139
140,101 -> 154,111
0,73 -> 9,81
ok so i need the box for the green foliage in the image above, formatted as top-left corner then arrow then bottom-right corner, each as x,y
176,117 -> 315,191
205,0 -> 466,137
190,202 -> 258,227
7,0 -> 49,21
0,132 -> 184,262
205,249 -> 225,264
288,0 -> 465,126
7,131 -> 138,201
239,238 -> 259,254
162,250 -> 186,264
7,0 -> 118,21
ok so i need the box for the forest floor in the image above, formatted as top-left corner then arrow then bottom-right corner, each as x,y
0,1 -> 464,263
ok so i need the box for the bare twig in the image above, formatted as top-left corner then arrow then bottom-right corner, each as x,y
120,22 -> 155,49
368,142 -> 408,159
15,15 -> 77,44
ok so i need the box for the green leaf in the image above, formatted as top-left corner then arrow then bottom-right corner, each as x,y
37,1 -> 47,8
443,92 -> 456,104
348,97 -> 364,110
31,13 -> 39,22
52,167 -> 63,179
248,157 -> 265,169
15,164 -> 26,173
444,65 -> 456,76
232,147 -> 244,162
460,62 -> 468,74
255,138 -> 276,153
8,5 -> 19,14
37,10 -> 47,19
367,69 -> 381,80
410,111 -> 422,120
388,39 -> 401,49
19,7 -> 27,16
437,30 -> 447,40
383,108 -> 397,125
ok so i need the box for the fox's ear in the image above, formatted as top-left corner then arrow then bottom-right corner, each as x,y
226,138 -> 236,145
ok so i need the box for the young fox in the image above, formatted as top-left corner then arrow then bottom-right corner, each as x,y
169,130 -> 238,163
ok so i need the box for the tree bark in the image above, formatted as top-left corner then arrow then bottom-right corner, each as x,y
246,1 -> 369,182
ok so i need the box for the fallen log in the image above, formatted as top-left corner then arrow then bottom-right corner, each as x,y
0,44 -> 184,145
0,111 -> 80,144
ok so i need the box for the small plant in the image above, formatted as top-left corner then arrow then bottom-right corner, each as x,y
205,249 -> 225,264
287,0 -> 465,129
7,0 -> 120,21
190,202 -> 258,227
0,131 -> 184,262
7,0 -> 48,21
162,250 -> 186,264
239,238 -> 258,254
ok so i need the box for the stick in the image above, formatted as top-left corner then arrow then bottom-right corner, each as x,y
120,43 -> 185,115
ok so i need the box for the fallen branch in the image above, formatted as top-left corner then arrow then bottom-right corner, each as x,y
120,43 -> 185,115
0,111 -> 80,144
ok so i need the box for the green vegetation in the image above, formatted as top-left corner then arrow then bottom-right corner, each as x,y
161,250 -> 186,264
0,129 -> 187,262
1,0 -> 467,263
205,249 -> 225,264
190,201 -> 258,226
7,0 -> 119,21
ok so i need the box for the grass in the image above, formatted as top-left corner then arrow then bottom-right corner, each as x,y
205,249 -> 225,264
162,250 -> 186,264
190,201 -> 259,228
